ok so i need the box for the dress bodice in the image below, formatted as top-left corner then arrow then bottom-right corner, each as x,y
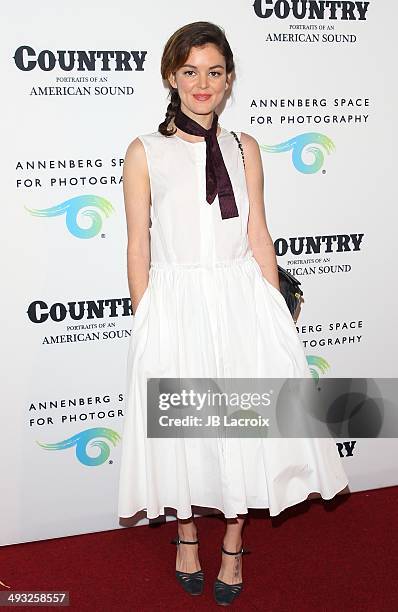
137,126 -> 251,266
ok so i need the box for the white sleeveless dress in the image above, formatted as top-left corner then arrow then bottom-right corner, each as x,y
117,126 -> 349,520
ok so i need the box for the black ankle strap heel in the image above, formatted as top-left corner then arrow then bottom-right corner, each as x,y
171,535 -> 204,596
213,544 -> 251,606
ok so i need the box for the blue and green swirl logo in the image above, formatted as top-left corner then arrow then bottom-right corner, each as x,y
306,355 -> 330,382
260,133 -> 335,173
25,195 -> 115,238
36,427 -> 121,466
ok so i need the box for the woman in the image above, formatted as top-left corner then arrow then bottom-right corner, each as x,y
118,21 -> 349,606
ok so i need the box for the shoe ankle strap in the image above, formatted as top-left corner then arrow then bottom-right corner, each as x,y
221,545 -> 250,556
171,536 -> 199,545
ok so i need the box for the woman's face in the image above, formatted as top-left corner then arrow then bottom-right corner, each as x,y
168,43 -> 230,120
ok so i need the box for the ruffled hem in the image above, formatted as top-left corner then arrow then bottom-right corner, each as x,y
119,478 -> 350,521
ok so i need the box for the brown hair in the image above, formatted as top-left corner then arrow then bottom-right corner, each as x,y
158,21 -> 235,137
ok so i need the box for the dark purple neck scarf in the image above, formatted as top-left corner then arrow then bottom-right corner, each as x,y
173,108 -> 239,220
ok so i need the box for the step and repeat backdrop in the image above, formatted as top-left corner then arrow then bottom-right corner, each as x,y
1,1 -> 397,545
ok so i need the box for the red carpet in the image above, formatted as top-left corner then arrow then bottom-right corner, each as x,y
1,487 -> 397,611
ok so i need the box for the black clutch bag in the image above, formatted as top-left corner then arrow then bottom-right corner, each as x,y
276,265 -> 303,320
230,130 -> 304,320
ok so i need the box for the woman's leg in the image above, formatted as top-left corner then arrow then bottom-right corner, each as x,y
217,514 -> 247,584
175,516 -> 201,573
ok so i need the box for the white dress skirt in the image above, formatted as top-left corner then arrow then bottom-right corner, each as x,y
117,127 -> 349,520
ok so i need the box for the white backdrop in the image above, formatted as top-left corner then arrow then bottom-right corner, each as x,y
1,1 -> 397,546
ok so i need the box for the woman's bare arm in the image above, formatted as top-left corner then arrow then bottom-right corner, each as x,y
122,137 -> 151,314
240,131 -> 281,292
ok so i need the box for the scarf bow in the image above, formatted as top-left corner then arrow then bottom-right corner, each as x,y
173,107 -> 239,220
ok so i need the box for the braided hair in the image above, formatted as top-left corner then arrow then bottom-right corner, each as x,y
158,88 -> 180,137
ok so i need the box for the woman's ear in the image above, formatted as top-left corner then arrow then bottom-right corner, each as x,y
225,71 -> 235,92
225,73 -> 232,91
168,72 -> 177,89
